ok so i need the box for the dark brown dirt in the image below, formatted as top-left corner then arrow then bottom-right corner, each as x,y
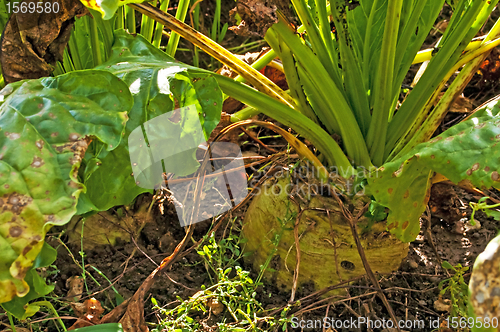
40,182 -> 500,332
46,198 -> 213,316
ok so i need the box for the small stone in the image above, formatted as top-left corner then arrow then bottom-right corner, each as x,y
408,259 -> 419,269
208,297 -> 224,315
429,276 -> 441,283
465,219 -> 481,231
453,219 -> 465,234
434,298 -> 451,312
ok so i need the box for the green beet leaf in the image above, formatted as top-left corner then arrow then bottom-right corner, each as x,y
0,70 -> 131,305
368,98 -> 500,242
78,30 -> 222,213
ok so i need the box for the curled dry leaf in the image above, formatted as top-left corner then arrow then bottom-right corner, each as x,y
66,276 -> 84,302
207,297 -> 224,316
68,298 -> 104,330
0,0 -> 88,83
433,298 -> 451,312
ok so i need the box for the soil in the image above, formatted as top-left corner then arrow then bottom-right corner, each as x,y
42,182 -> 500,332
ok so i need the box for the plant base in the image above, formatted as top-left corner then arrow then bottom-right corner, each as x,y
243,175 -> 409,294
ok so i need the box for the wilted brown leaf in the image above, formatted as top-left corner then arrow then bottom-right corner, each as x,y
66,275 -> 84,302
0,0 -> 87,83
68,298 -> 105,330
207,297 -> 224,315
229,0 -> 294,38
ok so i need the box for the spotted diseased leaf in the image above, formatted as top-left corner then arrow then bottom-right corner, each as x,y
369,99 -> 500,242
369,158 -> 433,241
78,31 -> 223,213
1,242 -> 57,319
0,70 -> 131,305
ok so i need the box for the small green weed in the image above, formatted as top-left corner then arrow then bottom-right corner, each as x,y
150,218 -> 293,331
439,261 -> 470,330
470,197 -> 500,224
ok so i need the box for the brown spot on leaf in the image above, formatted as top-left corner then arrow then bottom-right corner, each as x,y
6,132 -> 20,140
492,171 -> 500,181
22,244 -> 33,256
388,188 -> 393,194
35,140 -> 44,150
429,136 -> 443,143
402,221 -> 409,230
2,193 -> 32,214
467,169 -> 473,176
485,166 -> 491,172
9,226 -> 22,237
403,190 -> 410,199
13,261 -> 31,281
31,156 -> 44,168
472,163 -> 480,171
413,202 -> 418,208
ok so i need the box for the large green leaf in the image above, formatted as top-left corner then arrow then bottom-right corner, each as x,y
78,30 -> 222,213
340,0 -> 443,123
368,99 -> 500,242
0,70 -> 131,304
70,16 -> 98,70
